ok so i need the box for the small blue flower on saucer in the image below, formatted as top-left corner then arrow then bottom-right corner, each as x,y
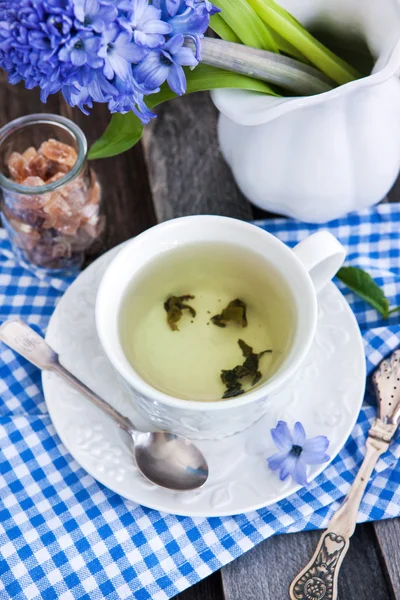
267,421 -> 330,487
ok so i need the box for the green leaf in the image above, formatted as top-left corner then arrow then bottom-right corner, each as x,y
246,0 -> 361,85
88,112 -> 144,160
213,0 -> 279,52
178,63 -> 278,97
209,14 -> 241,43
269,30 -> 310,63
88,64 -> 278,159
336,266 -> 390,318
211,4 -> 306,61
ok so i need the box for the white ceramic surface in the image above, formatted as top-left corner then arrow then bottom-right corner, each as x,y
95,217 -> 345,439
211,0 -> 400,223
42,246 -> 365,517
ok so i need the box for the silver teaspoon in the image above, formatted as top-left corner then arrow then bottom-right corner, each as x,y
0,319 -> 209,492
290,348 -> 400,600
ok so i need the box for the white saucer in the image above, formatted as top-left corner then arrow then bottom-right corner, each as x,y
43,246 -> 366,517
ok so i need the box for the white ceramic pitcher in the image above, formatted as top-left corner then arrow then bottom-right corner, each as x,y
211,0 -> 400,223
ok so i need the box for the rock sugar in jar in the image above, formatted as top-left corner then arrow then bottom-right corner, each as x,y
0,114 -> 104,273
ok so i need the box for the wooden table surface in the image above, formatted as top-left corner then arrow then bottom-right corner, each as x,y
1,72 -> 400,600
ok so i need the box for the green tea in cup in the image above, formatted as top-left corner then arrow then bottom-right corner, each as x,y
120,242 -> 295,401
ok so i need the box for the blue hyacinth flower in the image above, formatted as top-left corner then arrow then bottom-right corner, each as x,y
267,421 -> 330,487
134,33 -> 197,95
99,23 -> 148,81
0,0 -> 218,123
128,0 -> 172,48
74,0 -> 118,33
59,30 -> 103,67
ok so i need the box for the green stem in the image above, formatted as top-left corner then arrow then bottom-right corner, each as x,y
195,38 -> 333,95
387,306 -> 400,316
209,14 -> 240,43
246,0 -> 361,85
213,0 -> 279,52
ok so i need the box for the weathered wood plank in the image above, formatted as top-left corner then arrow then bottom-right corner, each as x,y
387,175 -> 400,204
0,72 -> 60,124
142,91 -> 253,222
221,524 -> 393,600
374,519 -> 400,598
175,571 -> 224,600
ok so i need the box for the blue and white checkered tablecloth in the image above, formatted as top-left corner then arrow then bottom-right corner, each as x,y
1,204 -> 400,600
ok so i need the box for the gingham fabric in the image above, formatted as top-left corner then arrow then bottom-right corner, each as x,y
1,204 -> 400,600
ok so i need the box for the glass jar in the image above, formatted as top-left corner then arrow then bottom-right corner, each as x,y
0,114 -> 104,274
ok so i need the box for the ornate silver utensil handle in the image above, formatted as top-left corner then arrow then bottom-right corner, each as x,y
290,419 -> 396,600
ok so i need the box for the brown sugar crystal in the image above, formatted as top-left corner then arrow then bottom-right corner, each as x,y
7,152 -> 28,182
39,139 -> 77,170
27,152 -> 54,181
21,176 -> 46,187
22,147 -> 37,163
4,138 -> 102,269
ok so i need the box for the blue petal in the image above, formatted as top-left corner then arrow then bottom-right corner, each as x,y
164,33 -> 184,55
86,0 -> 99,15
166,0 -> 181,16
301,451 -> 330,466
87,72 -> 117,102
103,59 -> 114,80
270,421 -> 293,453
142,4 -> 163,21
141,19 -> 171,34
115,38 -> 148,63
167,62 -> 186,94
71,49 -> 87,66
134,30 -> 166,48
135,52 -> 169,89
58,46 -> 70,62
292,458 -> 308,487
107,53 -> 132,80
292,422 -> 306,446
302,435 -> 330,455
101,22 -> 119,45
90,16 -> 106,33
174,46 -> 197,66
74,0 -> 87,22
169,7 -> 209,36
278,454 -> 297,481
267,452 -> 288,472
28,30 -> 50,50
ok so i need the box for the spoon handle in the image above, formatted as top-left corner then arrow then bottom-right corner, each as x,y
0,318 -> 134,434
52,363 -> 134,434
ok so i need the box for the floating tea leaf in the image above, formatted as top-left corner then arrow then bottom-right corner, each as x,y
211,298 -> 248,328
238,339 -> 252,356
164,295 -> 196,331
222,386 -> 244,399
221,339 -> 272,398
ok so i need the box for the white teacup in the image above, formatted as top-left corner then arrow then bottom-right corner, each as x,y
96,216 -> 345,439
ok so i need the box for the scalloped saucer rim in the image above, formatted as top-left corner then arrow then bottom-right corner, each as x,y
42,245 -> 366,517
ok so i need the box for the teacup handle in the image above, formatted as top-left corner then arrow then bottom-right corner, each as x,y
292,231 -> 346,293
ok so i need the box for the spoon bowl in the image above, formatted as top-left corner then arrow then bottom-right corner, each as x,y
134,432 -> 208,491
